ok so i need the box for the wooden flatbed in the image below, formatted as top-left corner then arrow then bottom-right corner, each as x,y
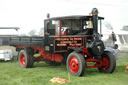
0,35 -> 44,46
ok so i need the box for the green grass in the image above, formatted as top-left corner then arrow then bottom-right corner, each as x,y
0,55 -> 128,85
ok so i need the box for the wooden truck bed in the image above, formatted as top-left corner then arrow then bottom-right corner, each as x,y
0,35 -> 44,46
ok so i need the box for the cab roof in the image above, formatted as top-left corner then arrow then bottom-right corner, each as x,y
46,15 -> 104,21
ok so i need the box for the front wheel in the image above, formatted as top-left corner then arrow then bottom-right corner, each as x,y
66,52 -> 86,76
98,52 -> 116,73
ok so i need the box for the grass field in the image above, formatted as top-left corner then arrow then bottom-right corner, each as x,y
0,54 -> 128,85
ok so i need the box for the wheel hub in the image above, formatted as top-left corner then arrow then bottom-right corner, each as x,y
102,57 -> 110,71
20,54 -> 26,66
69,57 -> 79,73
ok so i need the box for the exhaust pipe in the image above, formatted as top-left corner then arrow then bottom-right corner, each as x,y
92,8 -> 98,35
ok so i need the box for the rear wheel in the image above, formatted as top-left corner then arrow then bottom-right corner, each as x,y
66,52 -> 86,76
19,48 -> 34,68
98,52 -> 116,73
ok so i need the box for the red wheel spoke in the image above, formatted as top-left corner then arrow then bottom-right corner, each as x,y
20,54 -> 26,67
101,56 -> 110,71
69,57 -> 79,73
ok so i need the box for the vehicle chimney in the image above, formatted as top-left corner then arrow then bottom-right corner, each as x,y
92,8 -> 98,34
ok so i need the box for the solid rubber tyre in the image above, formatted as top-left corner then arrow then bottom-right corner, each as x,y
18,48 -> 34,68
98,51 -> 116,73
66,52 -> 86,76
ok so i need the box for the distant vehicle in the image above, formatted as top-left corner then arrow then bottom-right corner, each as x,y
101,30 -> 119,57
102,29 -> 128,53
115,30 -> 128,52
0,50 -> 13,61
0,27 -> 19,58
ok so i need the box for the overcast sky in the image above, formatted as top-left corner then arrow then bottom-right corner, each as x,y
0,0 -> 128,34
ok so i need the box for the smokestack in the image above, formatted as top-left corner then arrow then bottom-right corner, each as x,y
92,8 -> 99,34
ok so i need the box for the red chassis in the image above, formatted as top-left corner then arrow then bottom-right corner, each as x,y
16,45 -> 110,70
